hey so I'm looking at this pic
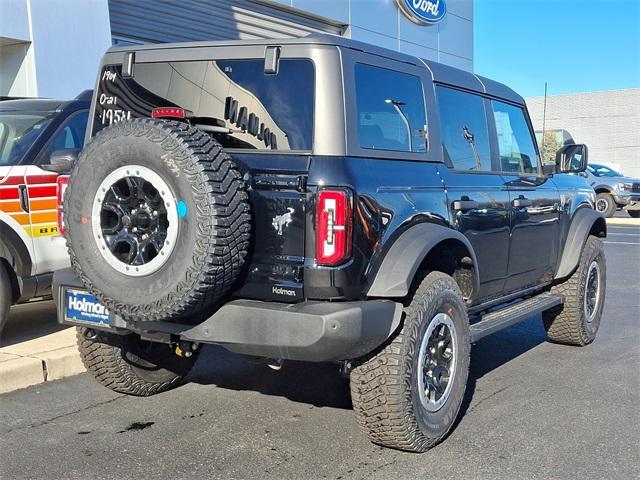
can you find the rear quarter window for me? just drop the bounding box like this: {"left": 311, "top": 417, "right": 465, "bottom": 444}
{"left": 354, "top": 63, "right": 427, "bottom": 153}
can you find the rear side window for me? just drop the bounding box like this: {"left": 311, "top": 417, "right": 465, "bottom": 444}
{"left": 93, "top": 59, "right": 314, "bottom": 151}
{"left": 436, "top": 86, "right": 491, "bottom": 171}
{"left": 355, "top": 64, "right": 426, "bottom": 153}
{"left": 492, "top": 101, "right": 539, "bottom": 174}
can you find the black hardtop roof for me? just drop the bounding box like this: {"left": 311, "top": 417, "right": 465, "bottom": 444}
{"left": 0, "top": 98, "right": 65, "bottom": 112}
{"left": 0, "top": 90, "right": 92, "bottom": 113}
{"left": 107, "top": 34, "right": 524, "bottom": 105}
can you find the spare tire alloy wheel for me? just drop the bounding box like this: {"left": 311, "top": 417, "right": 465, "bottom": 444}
{"left": 92, "top": 165, "right": 178, "bottom": 276}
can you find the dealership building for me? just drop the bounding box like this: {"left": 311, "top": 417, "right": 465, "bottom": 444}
{"left": 527, "top": 89, "right": 640, "bottom": 178}
{"left": 1, "top": 0, "right": 473, "bottom": 99}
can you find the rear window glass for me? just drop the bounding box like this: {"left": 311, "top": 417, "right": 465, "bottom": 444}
{"left": 93, "top": 59, "right": 315, "bottom": 151}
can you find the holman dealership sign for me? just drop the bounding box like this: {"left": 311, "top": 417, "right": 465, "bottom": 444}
{"left": 396, "top": 0, "right": 447, "bottom": 24}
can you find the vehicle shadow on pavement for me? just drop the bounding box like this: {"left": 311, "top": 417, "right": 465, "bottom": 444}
{"left": 0, "top": 300, "right": 67, "bottom": 348}
{"left": 187, "top": 345, "right": 353, "bottom": 409}
{"left": 186, "top": 314, "right": 548, "bottom": 415}
{"left": 455, "top": 314, "right": 548, "bottom": 427}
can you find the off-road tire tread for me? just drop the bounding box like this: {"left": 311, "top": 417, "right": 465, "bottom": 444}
{"left": 76, "top": 328, "right": 193, "bottom": 396}
{"left": 65, "top": 119, "right": 250, "bottom": 322}
{"left": 350, "top": 271, "right": 469, "bottom": 453}
{"left": 543, "top": 236, "right": 605, "bottom": 346}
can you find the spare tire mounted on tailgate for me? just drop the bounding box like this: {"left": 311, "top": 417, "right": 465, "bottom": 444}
{"left": 65, "top": 119, "right": 251, "bottom": 322}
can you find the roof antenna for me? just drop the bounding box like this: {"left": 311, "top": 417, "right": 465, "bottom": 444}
{"left": 541, "top": 81, "right": 548, "bottom": 160}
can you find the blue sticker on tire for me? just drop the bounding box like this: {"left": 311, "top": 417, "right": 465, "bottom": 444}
{"left": 65, "top": 289, "right": 110, "bottom": 325}
{"left": 177, "top": 200, "right": 188, "bottom": 218}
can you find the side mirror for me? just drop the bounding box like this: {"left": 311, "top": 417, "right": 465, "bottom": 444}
{"left": 555, "top": 144, "right": 588, "bottom": 173}
{"left": 41, "top": 149, "right": 79, "bottom": 173}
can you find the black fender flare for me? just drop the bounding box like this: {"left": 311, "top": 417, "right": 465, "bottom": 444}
{"left": 367, "top": 223, "right": 480, "bottom": 298}
{"left": 0, "top": 220, "right": 33, "bottom": 277}
{"left": 555, "top": 207, "right": 606, "bottom": 280}
{"left": 593, "top": 185, "right": 614, "bottom": 195}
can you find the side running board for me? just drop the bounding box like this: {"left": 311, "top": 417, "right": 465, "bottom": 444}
{"left": 470, "top": 292, "right": 564, "bottom": 343}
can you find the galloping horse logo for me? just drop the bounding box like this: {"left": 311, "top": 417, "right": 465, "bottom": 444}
{"left": 272, "top": 207, "right": 295, "bottom": 235}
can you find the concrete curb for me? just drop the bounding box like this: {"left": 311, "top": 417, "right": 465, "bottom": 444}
{"left": 0, "top": 353, "right": 44, "bottom": 394}
{"left": 606, "top": 217, "right": 640, "bottom": 226}
{"left": 39, "top": 346, "right": 86, "bottom": 381}
{"left": 0, "top": 328, "right": 85, "bottom": 394}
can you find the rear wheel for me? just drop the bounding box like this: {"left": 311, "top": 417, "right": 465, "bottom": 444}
{"left": 0, "top": 263, "right": 11, "bottom": 336}
{"left": 627, "top": 210, "right": 640, "bottom": 218}
{"left": 350, "top": 272, "right": 470, "bottom": 452}
{"left": 76, "top": 327, "right": 198, "bottom": 396}
{"left": 595, "top": 193, "right": 616, "bottom": 218}
{"left": 543, "top": 236, "right": 606, "bottom": 346}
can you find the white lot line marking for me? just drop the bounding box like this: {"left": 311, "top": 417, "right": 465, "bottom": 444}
{"left": 608, "top": 233, "right": 640, "bottom": 236}
{"left": 603, "top": 241, "right": 640, "bottom": 245}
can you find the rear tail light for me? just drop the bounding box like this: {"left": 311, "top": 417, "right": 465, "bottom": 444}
{"left": 316, "top": 189, "right": 352, "bottom": 266}
{"left": 56, "top": 175, "right": 69, "bottom": 236}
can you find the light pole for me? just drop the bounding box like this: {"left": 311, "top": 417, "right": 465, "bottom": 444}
{"left": 385, "top": 99, "right": 412, "bottom": 151}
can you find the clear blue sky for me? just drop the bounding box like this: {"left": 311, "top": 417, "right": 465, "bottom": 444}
{"left": 474, "top": 0, "right": 640, "bottom": 98}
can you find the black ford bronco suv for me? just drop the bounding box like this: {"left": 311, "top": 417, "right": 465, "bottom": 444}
{"left": 54, "top": 35, "right": 607, "bottom": 452}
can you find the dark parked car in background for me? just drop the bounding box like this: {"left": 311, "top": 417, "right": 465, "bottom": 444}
{"left": 0, "top": 91, "right": 91, "bottom": 335}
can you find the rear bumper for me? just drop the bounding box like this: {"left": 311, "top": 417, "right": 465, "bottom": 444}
{"left": 53, "top": 269, "right": 402, "bottom": 362}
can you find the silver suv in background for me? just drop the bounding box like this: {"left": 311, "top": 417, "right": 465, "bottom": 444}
{"left": 584, "top": 163, "right": 640, "bottom": 217}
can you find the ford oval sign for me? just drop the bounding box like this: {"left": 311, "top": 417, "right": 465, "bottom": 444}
{"left": 397, "top": 0, "right": 447, "bottom": 25}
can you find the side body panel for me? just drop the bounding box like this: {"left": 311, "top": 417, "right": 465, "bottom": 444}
{"left": 0, "top": 165, "right": 35, "bottom": 279}
{"left": 24, "top": 165, "right": 68, "bottom": 274}
{"left": 436, "top": 167, "right": 512, "bottom": 300}
{"left": 305, "top": 156, "right": 449, "bottom": 300}
{"left": 0, "top": 165, "right": 68, "bottom": 276}
{"left": 501, "top": 174, "right": 561, "bottom": 291}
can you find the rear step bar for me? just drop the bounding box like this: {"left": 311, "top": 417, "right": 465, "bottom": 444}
{"left": 470, "top": 293, "right": 564, "bottom": 343}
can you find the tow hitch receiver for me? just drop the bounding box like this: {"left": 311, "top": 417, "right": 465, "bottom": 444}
{"left": 175, "top": 341, "right": 199, "bottom": 358}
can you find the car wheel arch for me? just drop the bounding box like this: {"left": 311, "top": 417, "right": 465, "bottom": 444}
{"left": 367, "top": 222, "right": 479, "bottom": 302}
{"left": 555, "top": 207, "right": 606, "bottom": 280}
{"left": 594, "top": 186, "right": 614, "bottom": 195}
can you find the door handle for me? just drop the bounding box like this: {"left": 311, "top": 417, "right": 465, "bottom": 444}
{"left": 453, "top": 199, "right": 479, "bottom": 211}
{"left": 18, "top": 185, "right": 29, "bottom": 213}
{"left": 512, "top": 197, "right": 532, "bottom": 208}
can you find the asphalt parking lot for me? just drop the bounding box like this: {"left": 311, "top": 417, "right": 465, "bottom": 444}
{"left": 1, "top": 225, "right": 638, "bottom": 480}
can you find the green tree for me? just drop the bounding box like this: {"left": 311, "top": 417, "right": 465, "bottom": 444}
{"left": 539, "top": 130, "right": 562, "bottom": 165}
